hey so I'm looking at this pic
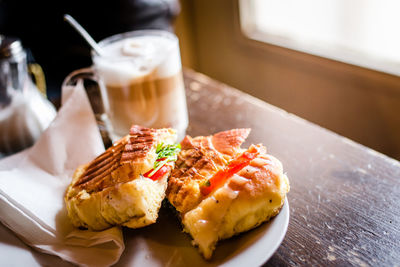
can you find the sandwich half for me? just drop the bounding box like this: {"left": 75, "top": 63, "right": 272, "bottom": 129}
{"left": 166, "top": 129, "right": 290, "bottom": 259}
{"left": 65, "top": 125, "right": 180, "bottom": 231}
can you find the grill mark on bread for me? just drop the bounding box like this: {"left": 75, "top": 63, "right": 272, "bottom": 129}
{"left": 189, "top": 157, "right": 214, "bottom": 180}
{"left": 77, "top": 156, "right": 122, "bottom": 191}
{"left": 121, "top": 126, "right": 155, "bottom": 163}
{"left": 211, "top": 128, "right": 250, "bottom": 156}
{"left": 167, "top": 129, "right": 250, "bottom": 213}
{"left": 73, "top": 125, "right": 157, "bottom": 193}
{"left": 74, "top": 141, "right": 125, "bottom": 187}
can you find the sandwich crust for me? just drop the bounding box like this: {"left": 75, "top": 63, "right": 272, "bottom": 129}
{"left": 65, "top": 125, "right": 177, "bottom": 231}
{"left": 166, "top": 129, "right": 250, "bottom": 214}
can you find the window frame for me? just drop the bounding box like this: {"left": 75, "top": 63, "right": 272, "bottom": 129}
{"left": 237, "top": 0, "right": 400, "bottom": 77}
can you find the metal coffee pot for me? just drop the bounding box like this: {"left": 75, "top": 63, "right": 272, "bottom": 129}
{"left": 0, "top": 35, "right": 56, "bottom": 155}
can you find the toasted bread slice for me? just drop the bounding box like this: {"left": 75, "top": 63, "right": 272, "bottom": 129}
{"left": 65, "top": 125, "right": 177, "bottom": 231}
{"left": 167, "top": 130, "right": 290, "bottom": 259}
{"left": 167, "top": 128, "right": 250, "bottom": 214}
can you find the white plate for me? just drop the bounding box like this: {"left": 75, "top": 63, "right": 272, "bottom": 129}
{"left": 116, "top": 198, "right": 289, "bottom": 267}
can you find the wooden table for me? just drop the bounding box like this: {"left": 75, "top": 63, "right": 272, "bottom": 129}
{"left": 183, "top": 69, "right": 400, "bottom": 266}
{"left": 0, "top": 69, "right": 399, "bottom": 266}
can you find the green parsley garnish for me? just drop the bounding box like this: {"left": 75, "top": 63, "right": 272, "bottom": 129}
{"left": 154, "top": 143, "right": 181, "bottom": 168}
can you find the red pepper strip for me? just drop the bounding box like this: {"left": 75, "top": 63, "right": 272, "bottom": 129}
{"left": 200, "top": 146, "right": 261, "bottom": 196}
{"left": 143, "top": 164, "right": 171, "bottom": 181}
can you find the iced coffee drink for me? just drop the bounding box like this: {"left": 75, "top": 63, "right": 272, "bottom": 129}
{"left": 92, "top": 30, "right": 188, "bottom": 141}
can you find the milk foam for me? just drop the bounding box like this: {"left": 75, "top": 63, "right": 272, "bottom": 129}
{"left": 93, "top": 35, "right": 182, "bottom": 86}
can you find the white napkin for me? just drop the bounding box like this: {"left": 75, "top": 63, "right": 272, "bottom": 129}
{"left": 0, "top": 81, "right": 124, "bottom": 267}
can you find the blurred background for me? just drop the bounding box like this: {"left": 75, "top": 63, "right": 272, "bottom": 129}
{"left": 0, "top": 0, "right": 180, "bottom": 101}
{"left": 174, "top": 0, "right": 400, "bottom": 161}
{"left": 1, "top": 0, "right": 399, "bottom": 161}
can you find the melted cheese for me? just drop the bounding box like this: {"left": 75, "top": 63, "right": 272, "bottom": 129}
{"left": 183, "top": 181, "right": 240, "bottom": 259}
{"left": 181, "top": 151, "right": 289, "bottom": 260}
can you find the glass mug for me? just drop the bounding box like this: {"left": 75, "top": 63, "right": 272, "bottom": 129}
{"left": 62, "top": 30, "right": 188, "bottom": 142}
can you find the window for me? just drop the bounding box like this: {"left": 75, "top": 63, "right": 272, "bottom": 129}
{"left": 239, "top": 0, "right": 400, "bottom": 76}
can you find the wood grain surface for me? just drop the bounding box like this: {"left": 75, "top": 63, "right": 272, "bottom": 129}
{"left": 183, "top": 69, "right": 400, "bottom": 266}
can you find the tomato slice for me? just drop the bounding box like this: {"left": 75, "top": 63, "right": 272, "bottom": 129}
{"left": 143, "top": 164, "right": 171, "bottom": 181}
{"left": 200, "top": 146, "right": 261, "bottom": 196}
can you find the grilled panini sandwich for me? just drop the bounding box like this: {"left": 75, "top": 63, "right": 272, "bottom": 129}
{"left": 65, "top": 125, "right": 180, "bottom": 231}
{"left": 166, "top": 129, "right": 290, "bottom": 259}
